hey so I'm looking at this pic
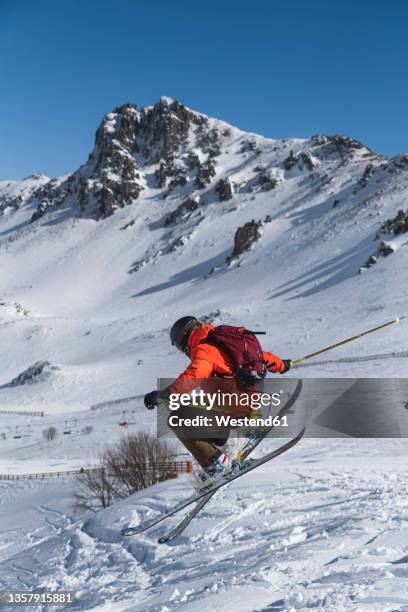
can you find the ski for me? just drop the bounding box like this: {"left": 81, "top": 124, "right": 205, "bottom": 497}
{"left": 158, "top": 380, "right": 303, "bottom": 543}
{"left": 121, "top": 425, "right": 305, "bottom": 537}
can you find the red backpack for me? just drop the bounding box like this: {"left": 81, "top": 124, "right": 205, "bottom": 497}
{"left": 201, "top": 325, "right": 267, "bottom": 388}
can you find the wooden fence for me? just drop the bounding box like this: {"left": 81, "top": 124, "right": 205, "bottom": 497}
{"left": 0, "top": 460, "right": 193, "bottom": 480}
{"left": 0, "top": 409, "right": 45, "bottom": 417}
{"left": 90, "top": 396, "right": 140, "bottom": 410}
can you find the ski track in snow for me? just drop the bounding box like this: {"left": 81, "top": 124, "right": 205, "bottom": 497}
{"left": 1, "top": 441, "right": 408, "bottom": 611}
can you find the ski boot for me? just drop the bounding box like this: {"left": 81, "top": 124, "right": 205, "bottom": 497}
{"left": 194, "top": 450, "right": 231, "bottom": 493}
{"left": 233, "top": 423, "right": 267, "bottom": 463}
{"left": 230, "top": 456, "right": 256, "bottom": 475}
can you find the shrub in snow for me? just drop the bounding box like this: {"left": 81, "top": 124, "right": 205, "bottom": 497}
{"left": 106, "top": 432, "right": 177, "bottom": 497}
{"left": 73, "top": 463, "right": 116, "bottom": 511}
{"left": 73, "top": 432, "right": 177, "bottom": 511}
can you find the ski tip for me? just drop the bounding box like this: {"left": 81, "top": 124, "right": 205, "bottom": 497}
{"left": 395, "top": 317, "right": 400, "bottom": 324}
{"left": 158, "top": 536, "right": 169, "bottom": 544}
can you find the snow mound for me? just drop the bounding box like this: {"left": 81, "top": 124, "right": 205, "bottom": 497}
{"left": 8, "top": 361, "right": 59, "bottom": 386}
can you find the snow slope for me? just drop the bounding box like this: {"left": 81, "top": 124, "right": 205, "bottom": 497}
{"left": 0, "top": 97, "right": 408, "bottom": 610}
{"left": 1, "top": 439, "right": 408, "bottom": 611}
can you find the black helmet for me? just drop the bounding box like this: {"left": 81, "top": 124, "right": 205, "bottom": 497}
{"left": 170, "top": 316, "right": 202, "bottom": 354}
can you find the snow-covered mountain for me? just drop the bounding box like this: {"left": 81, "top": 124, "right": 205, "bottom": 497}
{"left": 1, "top": 97, "right": 407, "bottom": 391}
{"left": 1, "top": 97, "right": 408, "bottom": 610}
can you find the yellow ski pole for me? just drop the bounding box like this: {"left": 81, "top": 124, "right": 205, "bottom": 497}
{"left": 291, "top": 316, "right": 404, "bottom": 367}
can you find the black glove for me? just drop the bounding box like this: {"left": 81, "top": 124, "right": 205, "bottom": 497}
{"left": 144, "top": 390, "right": 169, "bottom": 410}
{"left": 280, "top": 359, "right": 292, "bottom": 374}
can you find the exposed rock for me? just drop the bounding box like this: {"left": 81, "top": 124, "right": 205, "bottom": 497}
{"left": 139, "top": 97, "right": 203, "bottom": 161}
{"left": 165, "top": 197, "right": 200, "bottom": 226}
{"left": 227, "top": 219, "right": 263, "bottom": 263}
{"left": 383, "top": 154, "right": 408, "bottom": 173}
{"left": 311, "top": 134, "right": 364, "bottom": 154}
{"left": 31, "top": 202, "right": 48, "bottom": 222}
{"left": 31, "top": 178, "right": 70, "bottom": 221}
{"left": 357, "top": 163, "right": 375, "bottom": 189}
{"left": 155, "top": 162, "right": 168, "bottom": 188}
{"left": 98, "top": 185, "right": 118, "bottom": 218}
{"left": 155, "top": 158, "right": 187, "bottom": 189}
{"left": 299, "top": 152, "right": 317, "bottom": 171}
{"left": 120, "top": 219, "right": 137, "bottom": 230}
{"left": 0, "top": 175, "right": 50, "bottom": 218}
{"left": 257, "top": 170, "right": 278, "bottom": 191}
{"left": 29, "top": 98, "right": 207, "bottom": 221}
{"left": 168, "top": 175, "right": 188, "bottom": 191}
{"left": 0, "top": 301, "right": 31, "bottom": 317}
{"left": 215, "top": 177, "right": 233, "bottom": 201}
{"left": 360, "top": 237, "right": 396, "bottom": 273}
{"left": 194, "top": 159, "right": 216, "bottom": 189}
{"left": 9, "top": 361, "right": 59, "bottom": 386}
{"left": 380, "top": 210, "right": 408, "bottom": 236}
{"left": 283, "top": 150, "right": 317, "bottom": 172}
{"left": 128, "top": 259, "right": 147, "bottom": 274}
{"left": 377, "top": 209, "right": 408, "bottom": 237}
{"left": 200, "top": 309, "right": 222, "bottom": 323}
{"left": 283, "top": 150, "right": 297, "bottom": 170}
{"left": 366, "top": 254, "right": 379, "bottom": 266}
{"left": 0, "top": 193, "right": 23, "bottom": 216}
{"left": 197, "top": 128, "right": 221, "bottom": 157}
{"left": 378, "top": 241, "right": 394, "bottom": 256}
{"left": 169, "top": 235, "right": 188, "bottom": 252}
{"left": 240, "top": 139, "right": 258, "bottom": 153}
{"left": 185, "top": 152, "right": 201, "bottom": 170}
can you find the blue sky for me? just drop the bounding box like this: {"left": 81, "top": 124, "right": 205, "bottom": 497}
{"left": 1, "top": 0, "right": 407, "bottom": 180}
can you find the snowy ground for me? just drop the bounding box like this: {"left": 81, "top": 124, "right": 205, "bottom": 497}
{"left": 1, "top": 439, "right": 408, "bottom": 611}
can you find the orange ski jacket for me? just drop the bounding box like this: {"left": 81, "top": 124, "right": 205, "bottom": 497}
{"left": 168, "top": 324, "right": 286, "bottom": 395}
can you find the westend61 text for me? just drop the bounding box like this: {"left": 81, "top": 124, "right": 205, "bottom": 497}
{"left": 168, "top": 414, "right": 289, "bottom": 428}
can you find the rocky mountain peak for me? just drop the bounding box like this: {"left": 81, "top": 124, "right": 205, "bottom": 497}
{"left": 27, "top": 97, "right": 213, "bottom": 220}
{"left": 138, "top": 97, "right": 205, "bottom": 162}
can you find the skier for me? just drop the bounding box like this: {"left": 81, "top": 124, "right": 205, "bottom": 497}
{"left": 144, "top": 316, "right": 291, "bottom": 490}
